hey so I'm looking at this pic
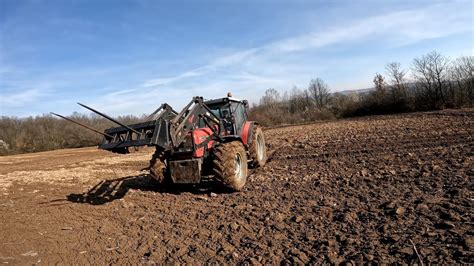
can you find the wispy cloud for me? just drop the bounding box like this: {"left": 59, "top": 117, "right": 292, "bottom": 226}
{"left": 142, "top": 70, "right": 202, "bottom": 87}
{"left": 140, "top": 1, "right": 471, "bottom": 90}
{"left": 0, "top": 88, "right": 46, "bottom": 107}
{"left": 268, "top": 3, "right": 470, "bottom": 53}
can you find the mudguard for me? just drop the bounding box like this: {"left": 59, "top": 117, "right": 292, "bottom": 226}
{"left": 241, "top": 121, "right": 258, "bottom": 146}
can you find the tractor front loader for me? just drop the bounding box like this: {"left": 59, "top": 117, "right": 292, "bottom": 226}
{"left": 52, "top": 95, "right": 267, "bottom": 191}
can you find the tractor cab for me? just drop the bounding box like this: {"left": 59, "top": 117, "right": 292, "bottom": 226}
{"left": 203, "top": 96, "right": 249, "bottom": 135}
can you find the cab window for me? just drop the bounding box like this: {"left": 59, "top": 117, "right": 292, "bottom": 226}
{"left": 231, "top": 103, "right": 246, "bottom": 134}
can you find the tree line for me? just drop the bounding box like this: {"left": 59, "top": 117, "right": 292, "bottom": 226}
{"left": 1, "top": 51, "right": 472, "bottom": 155}
{"left": 0, "top": 113, "right": 144, "bottom": 155}
{"left": 248, "top": 51, "right": 473, "bottom": 126}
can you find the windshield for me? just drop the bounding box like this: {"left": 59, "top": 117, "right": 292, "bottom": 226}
{"left": 210, "top": 109, "right": 221, "bottom": 118}
{"left": 197, "top": 104, "right": 230, "bottom": 128}
{"left": 209, "top": 103, "right": 230, "bottom": 119}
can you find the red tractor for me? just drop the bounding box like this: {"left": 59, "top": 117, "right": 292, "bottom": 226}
{"left": 52, "top": 95, "right": 267, "bottom": 191}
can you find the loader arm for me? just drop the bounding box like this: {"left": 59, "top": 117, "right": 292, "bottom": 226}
{"left": 169, "top": 97, "right": 223, "bottom": 148}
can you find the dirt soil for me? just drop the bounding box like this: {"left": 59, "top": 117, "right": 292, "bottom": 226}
{"left": 1, "top": 109, "right": 473, "bottom": 264}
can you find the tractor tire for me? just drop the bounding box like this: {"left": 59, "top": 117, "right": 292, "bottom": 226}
{"left": 212, "top": 141, "right": 248, "bottom": 191}
{"left": 249, "top": 126, "right": 267, "bottom": 168}
{"left": 149, "top": 149, "right": 168, "bottom": 184}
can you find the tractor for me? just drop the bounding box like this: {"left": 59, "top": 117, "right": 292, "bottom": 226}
{"left": 52, "top": 94, "right": 267, "bottom": 191}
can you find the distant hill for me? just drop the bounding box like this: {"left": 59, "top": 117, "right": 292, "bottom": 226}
{"left": 336, "top": 82, "right": 423, "bottom": 96}
{"left": 335, "top": 88, "right": 372, "bottom": 96}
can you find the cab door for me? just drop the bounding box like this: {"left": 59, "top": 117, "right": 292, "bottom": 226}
{"left": 231, "top": 103, "right": 247, "bottom": 135}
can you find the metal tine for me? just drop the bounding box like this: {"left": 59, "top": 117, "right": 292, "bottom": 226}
{"left": 77, "top": 102, "right": 142, "bottom": 135}
{"left": 50, "top": 112, "right": 114, "bottom": 139}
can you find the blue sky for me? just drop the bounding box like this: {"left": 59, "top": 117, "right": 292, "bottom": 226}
{"left": 0, "top": 0, "right": 472, "bottom": 117}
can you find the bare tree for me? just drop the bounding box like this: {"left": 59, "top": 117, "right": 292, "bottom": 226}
{"left": 450, "top": 56, "right": 474, "bottom": 106}
{"left": 302, "top": 89, "right": 313, "bottom": 108}
{"left": 385, "top": 62, "right": 407, "bottom": 101}
{"left": 373, "top": 73, "right": 387, "bottom": 101}
{"left": 412, "top": 51, "right": 450, "bottom": 107}
{"left": 329, "top": 92, "right": 354, "bottom": 116}
{"left": 288, "top": 86, "right": 305, "bottom": 113}
{"left": 308, "top": 78, "right": 330, "bottom": 109}
{"left": 260, "top": 88, "right": 280, "bottom": 108}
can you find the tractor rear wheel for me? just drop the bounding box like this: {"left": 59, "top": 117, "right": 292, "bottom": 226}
{"left": 212, "top": 141, "right": 248, "bottom": 191}
{"left": 149, "top": 149, "right": 168, "bottom": 184}
{"left": 249, "top": 126, "right": 267, "bottom": 168}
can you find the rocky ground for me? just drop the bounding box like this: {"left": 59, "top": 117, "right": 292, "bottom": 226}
{"left": 0, "top": 109, "right": 473, "bottom": 264}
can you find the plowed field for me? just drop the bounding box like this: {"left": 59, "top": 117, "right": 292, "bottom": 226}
{"left": 1, "top": 110, "right": 473, "bottom": 264}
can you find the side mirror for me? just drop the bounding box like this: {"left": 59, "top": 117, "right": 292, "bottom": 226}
{"left": 243, "top": 100, "right": 249, "bottom": 108}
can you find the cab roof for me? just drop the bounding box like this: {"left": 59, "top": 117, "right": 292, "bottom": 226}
{"left": 204, "top": 97, "right": 244, "bottom": 106}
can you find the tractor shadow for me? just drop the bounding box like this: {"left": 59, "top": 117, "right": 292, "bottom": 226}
{"left": 66, "top": 174, "right": 230, "bottom": 205}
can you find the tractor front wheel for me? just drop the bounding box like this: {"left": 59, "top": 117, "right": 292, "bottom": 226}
{"left": 149, "top": 149, "right": 168, "bottom": 184}
{"left": 212, "top": 141, "right": 248, "bottom": 191}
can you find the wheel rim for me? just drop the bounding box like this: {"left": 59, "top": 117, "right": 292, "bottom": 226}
{"left": 257, "top": 134, "right": 265, "bottom": 161}
{"left": 234, "top": 153, "right": 243, "bottom": 179}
